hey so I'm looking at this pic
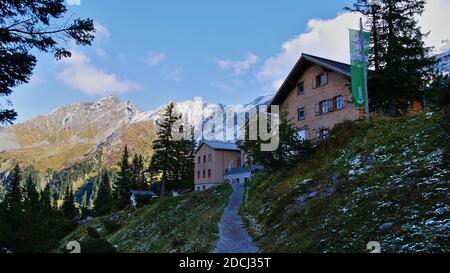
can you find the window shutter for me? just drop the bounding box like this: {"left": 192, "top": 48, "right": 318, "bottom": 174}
{"left": 324, "top": 72, "right": 329, "bottom": 85}
{"left": 315, "top": 104, "right": 320, "bottom": 115}
{"left": 312, "top": 78, "right": 317, "bottom": 89}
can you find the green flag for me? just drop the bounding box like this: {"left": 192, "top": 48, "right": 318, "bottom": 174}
{"left": 349, "top": 29, "right": 370, "bottom": 108}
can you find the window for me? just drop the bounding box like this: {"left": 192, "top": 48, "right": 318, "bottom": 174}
{"left": 297, "top": 82, "right": 305, "bottom": 95}
{"left": 297, "top": 107, "right": 305, "bottom": 121}
{"left": 197, "top": 171, "right": 200, "bottom": 179}
{"left": 334, "top": 95, "right": 344, "bottom": 110}
{"left": 198, "top": 157, "right": 201, "bottom": 164}
{"left": 316, "top": 129, "right": 330, "bottom": 140}
{"left": 203, "top": 185, "right": 206, "bottom": 190}
{"left": 298, "top": 128, "right": 308, "bottom": 141}
{"left": 208, "top": 169, "right": 211, "bottom": 178}
{"left": 208, "top": 154, "right": 212, "bottom": 162}
{"left": 318, "top": 73, "right": 327, "bottom": 87}
{"left": 237, "top": 157, "right": 241, "bottom": 167}
{"left": 320, "top": 100, "right": 329, "bottom": 114}
{"left": 314, "top": 73, "right": 328, "bottom": 88}
{"left": 203, "top": 155, "right": 206, "bottom": 163}
{"left": 203, "top": 170, "right": 206, "bottom": 178}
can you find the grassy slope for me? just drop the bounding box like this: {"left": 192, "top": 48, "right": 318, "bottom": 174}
{"left": 60, "top": 185, "right": 232, "bottom": 253}
{"left": 241, "top": 110, "right": 449, "bottom": 253}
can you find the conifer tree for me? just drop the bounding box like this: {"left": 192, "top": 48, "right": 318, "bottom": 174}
{"left": 4, "top": 164, "right": 23, "bottom": 212}
{"left": 347, "top": 0, "right": 436, "bottom": 113}
{"left": 24, "top": 175, "right": 40, "bottom": 213}
{"left": 94, "top": 171, "right": 112, "bottom": 215}
{"left": 114, "top": 145, "right": 132, "bottom": 201}
{"left": 61, "top": 184, "right": 78, "bottom": 220}
{"left": 151, "top": 103, "right": 180, "bottom": 197}
{"left": 0, "top": 1, "right": 95, "bottom": 125}
{"left": 138, "top": 155, "right": 147, "bottom": 189}
{"left": 131, "top": 153, "right": 146, "bottom": 190}
{"left": 40, "top": 183, "right": 53, "bottom": 213}
{"left": 147, "top": 157, "right": 160, "bottom": 189}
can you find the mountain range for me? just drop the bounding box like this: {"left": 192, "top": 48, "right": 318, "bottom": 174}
{"left": 435, "top": 49, "right": 450, "bottom": 74}
{"left": 0, "top": 94, "right": 273, "bottom": 187}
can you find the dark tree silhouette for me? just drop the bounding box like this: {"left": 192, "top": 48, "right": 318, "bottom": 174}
{"left": 114, "top": 145, "right": 132, "bottom": 201}
{"left": 61, "top": 183, "right": 78, "bottom": 220}
{"left": 151, "top": 103, "right": 180, "bottom": 198}
{"left": 0, "top": 0, "right": 95, "bottom": 125}
{"left": 94, "top": 170, "right": 111, "bottom": 215}
{"left": 347, "top": 0, "right": 435, "bottom": 114}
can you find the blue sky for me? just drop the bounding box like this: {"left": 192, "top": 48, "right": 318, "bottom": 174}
{"left": 10, "top": 0, "right": 448, "bottom": 122}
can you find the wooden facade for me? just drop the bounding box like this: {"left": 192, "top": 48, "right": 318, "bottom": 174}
{"left": 270, "top": 54, "right": 360, "bottom": 140}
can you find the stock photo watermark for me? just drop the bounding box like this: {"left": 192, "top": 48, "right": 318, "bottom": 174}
{"left": 169, "top": 97, "right": 280, "bottom": 152}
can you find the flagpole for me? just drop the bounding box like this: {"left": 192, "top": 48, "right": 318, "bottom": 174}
{"left": 359, "top": 18, "right": 370, "bottom": 121}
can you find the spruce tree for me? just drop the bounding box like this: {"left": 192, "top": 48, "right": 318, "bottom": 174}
{"left": 115, "top": 145, "right": 132, "bottom": 201}
{"left": 131, "top": 153, "right": 145, "bottom": 190}
{"left": 24, "top": 175, "right": 40, "bottom": 213}
{"left": 138, "top": 155, "right": 147, "bottom": 190}
{"left": 40, "top": 183, "right": 53, "bottom": 213}
{"left": 5, "top": 164, "right": 23, "bottom": 211}
{"left": 61, "top": 184, "right": 78, "bottom": 220}
{"left": 151, "top": 103, "right": 180, "bottom": 197}
{"left": 347, "top": 0, "right": 436, "bottom": 113}
{"left": 94, "top": 171, "right": 112, "bottom": 215}
{"left": 147, "top": 157, "right": 160, "bottom": 189}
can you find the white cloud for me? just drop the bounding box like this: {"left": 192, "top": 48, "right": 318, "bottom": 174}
{"left": 215, "top": 53, "right": 259, "bottom": 76}
{"left": 257, "top": 12, "right": 360, "bottom": 84}
{"left": 92, "top": 23, "right": 109, "bottom": 59}
{"left": 272, "top": 79, "right": 285, "bottom": 90}
{"left": 420, "top": 0, "right": 450, "bottom": 52}
{"left": 257, "top": 0, "right": 450, "bottom": 89}
{"left": 162, "top": 66, "right": 184, "bottom": 81}
{"left": 94, "top": 22, "right": 110, "bottom": 40}
{"left": 144, "top": 51, "right": 166, "bottom": 66}
{"left": 57, "top": 51, "right": 142, "bottom": 95}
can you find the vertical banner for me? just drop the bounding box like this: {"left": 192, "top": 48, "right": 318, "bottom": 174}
{"left": 349, "top": 29, "right": 370, "bottom": 108}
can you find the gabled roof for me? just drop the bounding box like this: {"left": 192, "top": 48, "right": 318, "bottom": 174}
{"left": 195, "top": 141, "right": 240, "bottom": 154}
{"left": 270, "top": 53, "right": 351, "bottom": 106}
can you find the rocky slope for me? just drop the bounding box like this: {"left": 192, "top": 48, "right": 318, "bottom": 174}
{"left": 0, "top": 96, "right": 156, "bottom": 181}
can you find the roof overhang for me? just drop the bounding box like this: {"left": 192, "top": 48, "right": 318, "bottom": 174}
{"left": 195, "top": 141, "right": 240, "bottom": 154}
{"left": 269, "top": 53, "right": 351, "bottom": 109}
